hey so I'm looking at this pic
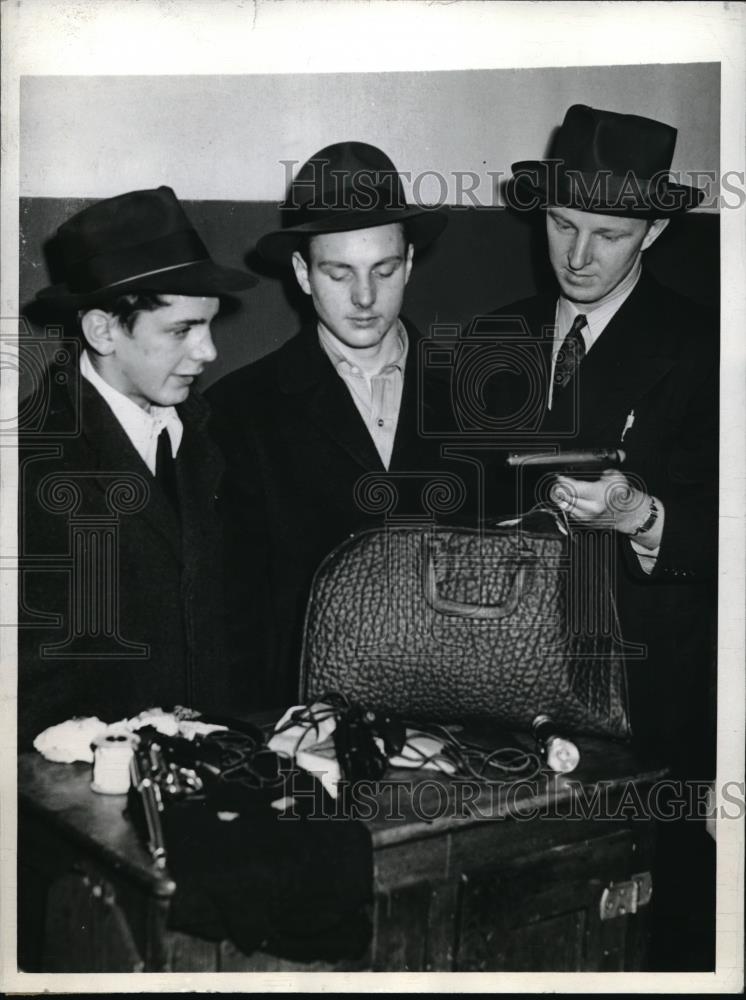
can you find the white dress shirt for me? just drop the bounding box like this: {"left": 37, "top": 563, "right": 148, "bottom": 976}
{"left": 80, "top": 350, "right": 183, "bottom": 474}
{"left": 318, "top": 322, "right": 407, "bottom": 470}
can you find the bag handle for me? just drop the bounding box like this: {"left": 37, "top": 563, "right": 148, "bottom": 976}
{"left": 423, "top": 538, "right": 534, "bottom": 620}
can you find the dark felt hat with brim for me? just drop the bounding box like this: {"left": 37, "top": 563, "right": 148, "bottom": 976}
{"left": 505, "top": 104, "right": 704, "bottom": 217}
{"left": 257, "top": 141, "right": 448, "bottom": 264}
{"left": 35, "top": 186, "right": 258, "bottom": 308}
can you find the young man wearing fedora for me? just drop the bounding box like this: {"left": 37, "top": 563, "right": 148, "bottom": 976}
{"left": 484, "top": 105, "right": 718, "bottom": 968}
{"left": 208, "top": 141, "right": 479, "bottom": 710}
{"left": 18, "top": 186, "right": 257, "bottom": 746}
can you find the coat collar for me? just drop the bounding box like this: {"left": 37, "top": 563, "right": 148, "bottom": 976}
{"left": 276, "top": 323, "right": 335, "bottom": 396}
{"left": 275, "top": 319, "right": 426, "bottom": 473}
{"left": 76, "top": 376, "right": 182, "bottom": 554}
{"left": 541, "top": 272, "right": 677, "bottom": 441}
{"left": 58, "top": 375, "right": 219, "bottom": 558}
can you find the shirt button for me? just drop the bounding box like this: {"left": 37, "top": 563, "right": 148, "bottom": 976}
{"left": 377, "top": 418, "right": 384, "bottom": 427}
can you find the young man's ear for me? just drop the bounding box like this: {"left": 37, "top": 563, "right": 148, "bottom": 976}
{"left": 80, "top": 309, "right": 117, "bottom": 355}
{"left": 404, "top": 243, "right": 414, "bottom": 285}
{"left": 641, "top": 218, "right": 670, "bottom": 253}
{"left": 291, "top": 250, "right": 311, "bottom": 296}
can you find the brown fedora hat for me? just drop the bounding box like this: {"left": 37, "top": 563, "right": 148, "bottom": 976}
{"left": 505, "top": 104, "right": 704, "bottom": 217}
{"left": 35, "top": 186, "right": 258, "bottom": 308}
{"left": 257, "top": 141, "right": 448, "bottom": 264}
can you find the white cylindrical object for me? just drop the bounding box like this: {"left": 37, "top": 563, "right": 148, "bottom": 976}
{"left": 91, "top": 732, "right": 136, "bottom": 794}
{"left": 545, "top": 736, "right": 580, "bottom": 774}
{"left": 532, "top": 713, "right": 580, "bottom": 774}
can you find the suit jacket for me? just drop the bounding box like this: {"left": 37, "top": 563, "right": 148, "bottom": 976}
{"left": 18, "top": 373, "right": 229, "bottom": 747}
{"left": 484, "top": 273, "right": 719, "bottom": 775}
{"left": 207, "top": 320, "right": 484, "bottom": 710}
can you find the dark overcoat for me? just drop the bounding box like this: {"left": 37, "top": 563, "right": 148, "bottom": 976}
{"left": 206, "top": 320, "right": 487, "bottom": 710}
{"left": 482, "top": 272, "right": 719, "bottom": 775}
{"left": 18, "top": 373, "right": 229, "bottom": 747}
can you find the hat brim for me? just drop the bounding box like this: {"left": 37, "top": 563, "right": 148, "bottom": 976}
{"left": 505, "top": 160, "right": 704, "bottom": 217}
{"left": 34, "top": 259, "right": 258, "bottom": 309}
{"left": 256, "top": 206, "right": 448, "bottom": 264}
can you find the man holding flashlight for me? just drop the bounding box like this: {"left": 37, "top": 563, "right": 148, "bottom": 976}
{"left": 492, "top": 105, "right": 718, "bottom": 769}
{"left": 487, "top": 105, "right": 718, "bottom": 969}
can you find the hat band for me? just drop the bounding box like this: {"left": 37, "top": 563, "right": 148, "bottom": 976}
{"left": 105, "top": 259, "right": 207, "bottom": 288}
{"left": 66, "top": 228, "right": 210, "bottom": 293}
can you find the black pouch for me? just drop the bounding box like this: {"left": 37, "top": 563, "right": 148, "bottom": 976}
{"left": 126, "top": 719, "right": 373, "bottom": 962}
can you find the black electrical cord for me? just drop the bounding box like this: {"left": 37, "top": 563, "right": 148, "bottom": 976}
{"left": 271, "top": 693, "right": 543, "bottom": 784}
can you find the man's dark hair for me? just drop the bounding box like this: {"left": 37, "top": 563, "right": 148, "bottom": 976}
{"left": 80, "top": 292, "right": 169, "bottom": 333}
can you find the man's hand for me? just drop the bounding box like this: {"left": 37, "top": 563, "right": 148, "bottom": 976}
{"left": 551, "top": 470, "right": 650, "bottom": 536}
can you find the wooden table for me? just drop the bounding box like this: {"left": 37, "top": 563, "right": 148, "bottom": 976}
{"left": 18, "top": 723, "right": 667, "bottom": 973}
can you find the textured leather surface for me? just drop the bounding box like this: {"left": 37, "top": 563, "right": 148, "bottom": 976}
{"left": 300, "top": 526, "right": 630, "bottom": 739}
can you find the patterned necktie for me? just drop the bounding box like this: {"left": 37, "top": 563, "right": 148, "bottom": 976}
{"left": 553, "top": 313, "right": 587, "bottom": 396}
{"left": 155, "top": 427, "right": 179, "bottom": 514}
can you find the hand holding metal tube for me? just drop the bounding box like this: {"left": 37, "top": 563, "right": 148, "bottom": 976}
{"left": 506, "top": 447, "right": 626, "bottom": 471}
{"left": 506, "top": 448, "right": 660, "bottom": 541}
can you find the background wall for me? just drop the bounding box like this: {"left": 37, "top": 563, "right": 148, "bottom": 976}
{"left": 20, "top": 65, "right": 720, "bottom": 202}
{"left": 20, "top": 64, "right": 720, "bottom": 388}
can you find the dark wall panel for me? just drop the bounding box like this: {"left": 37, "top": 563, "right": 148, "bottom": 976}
{"left": 20, "top": 198, "right": 719, "bottom": 392}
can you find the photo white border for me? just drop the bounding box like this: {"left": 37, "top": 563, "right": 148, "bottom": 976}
{"left": 2, "top": 1, "right": 744, "bottom": 994}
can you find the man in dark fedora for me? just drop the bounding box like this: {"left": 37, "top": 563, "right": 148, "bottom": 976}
{"left": 483, "top": 105, "right": 718, "bottom": 968}
{"left": 18, "top": 186, "right": 257, "bottom": 745}
{"left": 208, "top": 141, "right": 475, "bottom": 709}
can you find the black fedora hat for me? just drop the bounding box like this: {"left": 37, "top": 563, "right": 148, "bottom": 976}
{"left": 505, "top": 104, "right": 704, "bottom": 217}
{"left": 257, "top": 141, "right": 448, "bottom": 264}
{"left": 35, "top": 186, "right": 258, "bottom": 308}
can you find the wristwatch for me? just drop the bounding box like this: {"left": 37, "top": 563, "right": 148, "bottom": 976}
{"left": 629, "top": 496, "right": 659, "bottom": 536}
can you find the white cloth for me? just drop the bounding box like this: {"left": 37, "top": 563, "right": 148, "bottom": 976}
{"left": 318, "top": 321, "right": 407, "bottom": 470}
{"left": 32, "top": 710, "right": 227, "bottom": 764}
{"left": 268, "top": 704, "right": 456, "bottom": 800}
{"left": 33, "top": 716, "right": 108, "bottom": 763}
{"left": 268, "top": 703, "right": 342, "bottom": 799}
{"left": 80, "top": 350, "right": 183, "bottom": 474}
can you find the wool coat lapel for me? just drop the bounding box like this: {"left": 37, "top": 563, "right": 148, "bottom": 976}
{"left": 75, "top": 377, "right": 182, "bottom": 558}
{"left": 480, "top": 292, "right": 556, "bottom": 434}
{"left": 277, "top": 325, "right": 386, "bottom": 473}
{"left": 388, "top": 320, "right": 435, "bottom": 469}
{"left": 176, "top": 391, "right": 224, "bottom": 569}
{"left": 543, "top": 274, "right": 677, "bottom": 443}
